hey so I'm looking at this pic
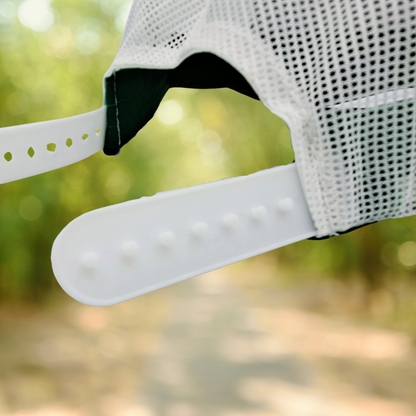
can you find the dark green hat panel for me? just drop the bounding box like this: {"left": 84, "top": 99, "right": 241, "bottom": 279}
{"left": 104, "top": 53, "right": 259, "bottom": 156}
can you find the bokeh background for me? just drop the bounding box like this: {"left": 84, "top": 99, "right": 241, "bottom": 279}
{"left": 0, "top": 0, "right": 416, "bottom": 415}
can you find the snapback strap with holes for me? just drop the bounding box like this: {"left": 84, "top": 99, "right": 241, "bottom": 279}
{"left": 51, "top": 163, "right": 317, "bottom": 306}
{"left": 0, "top": 105, "right": 317, "bottom": 306}
{"left": 0, "top": 107, "right": 106, "bottom": 184}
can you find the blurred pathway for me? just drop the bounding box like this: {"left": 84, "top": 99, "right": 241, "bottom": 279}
{"left": 139, "top": 271, "right": 312, "bottom": 416}
{"left": 136, "top": 269, "right": 415, "bottom": 416}
{"left": 0, "top": 265, "right": 415, "bottom": 416}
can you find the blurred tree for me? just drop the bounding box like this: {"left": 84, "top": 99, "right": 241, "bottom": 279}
{"left": 0, "top": 0, "right": 414, "bottom": 311}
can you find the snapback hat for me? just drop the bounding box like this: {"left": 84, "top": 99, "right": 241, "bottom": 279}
{"left": 0, "top": 0, "right": 415, "bottom": 305}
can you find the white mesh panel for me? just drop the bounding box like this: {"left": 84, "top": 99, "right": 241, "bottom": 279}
{"left": 105, "top": 0, "right": 416, "bottom": 237}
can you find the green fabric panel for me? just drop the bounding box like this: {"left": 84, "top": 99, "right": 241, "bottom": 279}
{"left": 104, "top": 69, "right": 169, "bottom": 155}
{"left": 104, "top": 53, "right": 259, "bottom": 156}
{"left": 168, "top": 53, "right": 259, "bottom": 98}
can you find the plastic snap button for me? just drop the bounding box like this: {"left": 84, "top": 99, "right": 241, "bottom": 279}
{"left": 81, "top": 252, "right": 99, "bottom": 270}
{"left": 222, "top": 214, "right": 240, "bottom": 229}
{"left": 158, "top": 231, "right": 176, "bottom": 247}
{"left": 278, "top": 198, "right": 294, "bottom": 213}
{"left": 192, "top": 222, "right": 208, "bottom": 237}
{"left": 250, "top": 205, "right": 268, "bottom": 220}
{"left": 121, "top": 241, "right": 139, "bottom": 259}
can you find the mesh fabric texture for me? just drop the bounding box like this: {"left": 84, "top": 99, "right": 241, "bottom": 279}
{"left": 105, "top": 0, "right": 416, "bottom": 238}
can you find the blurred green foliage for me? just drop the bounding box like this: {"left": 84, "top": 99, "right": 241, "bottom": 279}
{"left": 0, "top": 0, "right": 415, "bottom": 315}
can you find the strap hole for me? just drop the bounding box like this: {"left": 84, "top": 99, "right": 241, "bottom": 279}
{"left": 82, "top": 133, "right": 89, "bottom": 140}
{"left": 28, "top": 147, "right": 35, "bottom": 158}
{"left": 66, "top": 138, "right": 73, "bottom": 147}
{"left": 47, "top": 143, "right": 56, "bottom": 152}
{"left": 4, "top": 152, "right": 12, "bottom": 162}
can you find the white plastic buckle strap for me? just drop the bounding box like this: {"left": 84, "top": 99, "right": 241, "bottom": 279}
{"left": 0, "top": 107, "right": 106, "bottom": 184}
{"left": 52, "top": 163, "right": 317, "bottom": 306}
{"left": 0, "top": 105, "right": 317, "bottom": 306}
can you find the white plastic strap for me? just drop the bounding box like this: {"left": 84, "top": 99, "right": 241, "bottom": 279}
{"left": 0, "top": 107, "right": 106, "bottom": 184}
{"left": 52, "top": 163, "right": 317, "bottom": 306}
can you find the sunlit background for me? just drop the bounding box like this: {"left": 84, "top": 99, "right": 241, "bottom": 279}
{"left": 0, "top": 0, "right": 416, "bottom": 415}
